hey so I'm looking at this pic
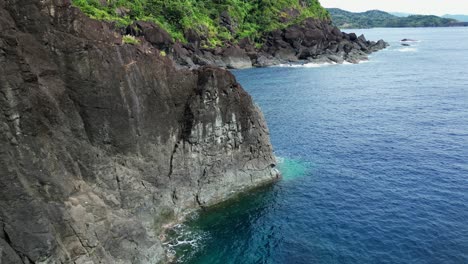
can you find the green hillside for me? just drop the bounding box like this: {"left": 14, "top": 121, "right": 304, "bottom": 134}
{"left": 328, "top": 8, "right": 464, "bottom": 28}
{"left": 442, "top": 14, "right": 468, "bottom": 22}
{"left": 72, "top": 0, "right": 329, "bottom": 47}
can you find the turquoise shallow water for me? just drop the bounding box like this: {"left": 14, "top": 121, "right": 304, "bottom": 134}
{"left": 167, "top": 27, "right": 468, "bottom": 264}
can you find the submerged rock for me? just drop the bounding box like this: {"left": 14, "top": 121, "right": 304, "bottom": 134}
{"left": 401, "top": 38, "right": 418, "bottom": 42}
{"left": 0, "top": 0, "right": 277, "bottom": 263}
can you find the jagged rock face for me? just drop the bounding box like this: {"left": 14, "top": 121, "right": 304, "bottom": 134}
{"left": 135, "top": 17, "right": 388, "bottom": 69}
{"left": 0, "top": 0, "right": 277, "bottom": 263}
{"left": 260, "top": 18, "right": 389, "bottom": 65}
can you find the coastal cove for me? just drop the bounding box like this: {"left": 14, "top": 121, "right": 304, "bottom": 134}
{"left": 167, "top": 27, "right": 468, "bottom": 264}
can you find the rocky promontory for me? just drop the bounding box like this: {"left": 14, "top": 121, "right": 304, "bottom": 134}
{"left": 0, "top": 0, "right": 277, "bottom": 263}
{"left": 132, "top": 17, "right": 388, "bottom": 69}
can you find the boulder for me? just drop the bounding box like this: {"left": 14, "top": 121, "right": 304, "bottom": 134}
{"left": 358, "top": 34, "right": 367, "bottom": 42}
{"left": 136, "top": 21, "right": 173, "bottom": 50}
{"left": 348, "top": 33, "right": 358, "bottom": 41}
{"left": 274, "top": 48, "right": 298, "bottom": 62}
{"left": 254, "top": 54, "right": 281, "bottom": 67}
{"left": 222, "top": 46, "right": 252, "bottom": 68}
{"left": 369, "top": 39, "right": 389, "bottom": 52}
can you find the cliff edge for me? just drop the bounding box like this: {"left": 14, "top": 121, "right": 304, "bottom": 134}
{"left": 0, "top": 0, "right": 278, "bottom": 263}
{"left": 72, "top": 0, "right": 388, "bottom": 69}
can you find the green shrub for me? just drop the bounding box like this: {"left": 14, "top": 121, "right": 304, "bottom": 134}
{"left": 122, "top": 34, "right": 140, "bottom": 44}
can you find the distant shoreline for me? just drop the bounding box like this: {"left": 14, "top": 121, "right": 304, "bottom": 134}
{"left": 338, "top": 24, "right": 468, "bottom": 30}
{"left": 328, "top": 8, "right": 468, "bottom": 29}
{"left": 339, "top": 25, "right": 468, "bottom": 30}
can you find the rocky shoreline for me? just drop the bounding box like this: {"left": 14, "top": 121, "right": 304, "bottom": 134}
{"left": 127, "top": 18, "right": 388, "bottom": 70}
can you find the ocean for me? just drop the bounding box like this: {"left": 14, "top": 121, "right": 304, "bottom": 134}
{"left": 167, "top": 27, "right": 468, "bottom": 264}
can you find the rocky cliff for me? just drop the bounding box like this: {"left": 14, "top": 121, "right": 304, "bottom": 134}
{"left": 0, "top": 0, "right": 278, "bottom": 263}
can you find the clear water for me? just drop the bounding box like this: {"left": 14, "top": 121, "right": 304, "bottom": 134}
{"left": 168, "top": 28, "right": 468, "bottom": 264}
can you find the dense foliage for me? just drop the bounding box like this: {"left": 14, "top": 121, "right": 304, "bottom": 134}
{"left": 72, "top": 0, "right": 329, "bottom": 47}
{"left": 328, "top": 8, "right": 463, "bottom": 29}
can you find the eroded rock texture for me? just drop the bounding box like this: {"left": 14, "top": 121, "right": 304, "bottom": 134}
{"left": 131, "top": 17, "right": 388, "bottom": 69}
{"left": 258, "top": 19, "right": 389, "bottom": 66}
{"left": 0, "top": 0, "right": 277, "bottom": 263}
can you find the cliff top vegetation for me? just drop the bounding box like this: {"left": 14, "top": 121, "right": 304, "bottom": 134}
{"left": 72, "top": 0, "right": 330, "bottom": 47}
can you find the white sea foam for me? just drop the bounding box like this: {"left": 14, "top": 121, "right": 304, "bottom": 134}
{"left": 163, "top": 221, "right": 209, "bottom": 262}
{"left": 276, "top": 60, "right": 369, "bottom": 68}
{"left": 276, "top": 62, "right": 336, "bottom": 68}
{"left": 343, "top": 60, "right": 370, "bottom": 65}
{"left": 276, "top": 156, "right": 285, "bottom": 164}
{"left": 398, "top": 47, "right": 418, "bottom": 52}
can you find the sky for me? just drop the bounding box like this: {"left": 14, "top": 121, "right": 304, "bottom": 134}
{"left": 319, "top": 0, "right": 468, "bottom": 16}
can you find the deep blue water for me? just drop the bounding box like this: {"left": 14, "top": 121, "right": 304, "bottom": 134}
{"left": 168, "top": 28, "right": 468, "bottom": 264}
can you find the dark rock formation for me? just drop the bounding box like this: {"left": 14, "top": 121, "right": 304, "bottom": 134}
{"left": 258, "top": 19, "right": 388, "bottom": 66}
{"left": 126, "top": 17, "right": 388, "bottom": 69}
{"left": 133, "top": 21, "right": 173, "bottom": 51}
{"left": 0, "top": 0, "right": 278, "bottom": 263}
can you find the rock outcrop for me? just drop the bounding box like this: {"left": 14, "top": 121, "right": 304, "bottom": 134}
{"left": 131, "top": 17, "right": 388, "bottom": 69}
{"left": 257, "top": 19, "right": 388, "bottom": 65}
{"left": 0, "top": 0, "right": 278, "bottom": 263}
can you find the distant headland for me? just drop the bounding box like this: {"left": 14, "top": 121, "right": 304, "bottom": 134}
{"left": 328, "top": 8, "right": 468, "bottom": 28}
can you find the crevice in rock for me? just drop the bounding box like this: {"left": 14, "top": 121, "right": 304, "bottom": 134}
{"left": 180, "top": 101, "right": 195, "bottom": 142}
{"left": 115, "top": 174, "right": 123, "bottom": 205}
{"left": 194, "top": 168, "right": 206, "bottom": 209}
{"left": 67, "top": 222, "right": 91, "bottom": 256}
{"left": 167, "top": 142, "right": 179, "bottom": 178}
{"left": 195, "top": 194, "right": 204, "bottom": 209}
{"left": 3, "top": 226, "right": 12, "bottom": 246}
{"left": 171, "top": 189, "right": 178, "bottom": 205}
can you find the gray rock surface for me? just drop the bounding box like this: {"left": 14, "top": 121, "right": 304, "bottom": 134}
{"left": 0, "top": 0, "right": 278, "bottom": 263}
{"left": 221, "top": 46, "right": 253, "bottom": 69}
